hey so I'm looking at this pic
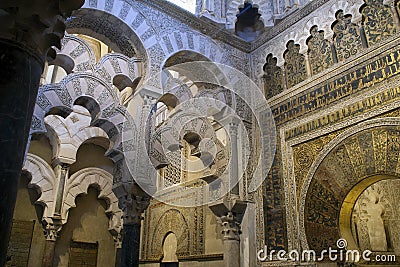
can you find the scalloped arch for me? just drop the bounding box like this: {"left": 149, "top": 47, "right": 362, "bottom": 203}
{"left": 22, "top": 153, "right": 57, "bottom": 219}
{"left": 62, "top": 167, "right": 123, "bottom": 234}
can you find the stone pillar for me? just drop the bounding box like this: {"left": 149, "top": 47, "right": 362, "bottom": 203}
{"left": 228, "top": 119, "right": 240, "bottom": 197}
{"left": 0, "top": 1, "right": 84, "bottom": 264}
{"left": 210, "top": 198, "right": 247, "bottom": 267}
{"left": 117, "top": 186, "right": 150, "bottom": 267}
{"left": 52, "top": 163, "right": 70, "bottom": 217}
{"left": 221, "top": 212, "right": 241, "bottom": 267}
{"left": 42, "top": 218, "right": 62, "bottom": 267}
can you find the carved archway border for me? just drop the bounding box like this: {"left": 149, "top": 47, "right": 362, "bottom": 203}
{"left": 299, "top": 117, "right": 400, "bottom": 250}
{"left": 150, "top": 209, "right": 190, "bottom": 260}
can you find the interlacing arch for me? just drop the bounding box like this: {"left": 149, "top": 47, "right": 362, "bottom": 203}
{"left": 22, "top": 155, "right": 123, "bottom": 236}
{"left": 33, "top": 33, "right": 142, "bottom": 161}
{"left": 33, "top": 73, "right": 136, "bottom": 160}
{"left": 44, "top": 112, "right": 109, "bottom": 164}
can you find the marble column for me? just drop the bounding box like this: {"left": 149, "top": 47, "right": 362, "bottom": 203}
{"left": 0, "top": 1, "right": 84, "bottom": 264}
{"left": 121, "top": 223, "right": 142, "bottom": 267}
{"left": 53, "top": 163, "right": 70, "bottom": 217}
{"left": 117, "top": 185, "right": 150, "bottom": 267}
{"left": 228, "top": 119, "right": 240, "bottom": 197}
{"left": 210, "top": 198, "right": 247, "bottom": 267}
{"left": 41, "top": 218, "right": 62, "bottom": 267}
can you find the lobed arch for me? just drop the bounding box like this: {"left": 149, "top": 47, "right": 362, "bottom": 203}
{"left": 62, "top": 167, "right": 123, "bottom": 234}
{"left": 94, "top": 53, "right": 143, "bottom": 91}
{"left": 44, "top": 112, "right": 109, "bottom": 165}
{"left": 32, "top": 72, "right": 138, "bottom": 161}
{"left": 149, "top": 126, "right": 175, "bottom": 169}
{"left": 22, "top": 153, "right": 57, "bottom": 220}
{"left": 170, "top": 113, "right": 217, "bottom": 143}
{"left": 53, "top": 33, "right": 97, "bottom": 73}
{"left": 299, "top": 117, "right": 400, "bottom": 251}
{"left": 161, "top": 81, "right": 193, "bottom": 108}
{"left": 226, "top": 0, "right": 273, "bottom": 30}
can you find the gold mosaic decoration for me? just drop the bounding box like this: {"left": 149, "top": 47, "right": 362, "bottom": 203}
{"left": 304, "top": 125, "right": 400, "bottom": 251}
{"left": 293, "top": 131, "right": 342, "bottom": 198}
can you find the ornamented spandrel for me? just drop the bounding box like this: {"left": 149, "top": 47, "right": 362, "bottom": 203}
{"left": 263, "top": 54, "right": 284, "bottom": 98}
{"left": 307, "top": 26, "right": 334, "bottom": 76}
{"left": 284, "top": 41, "right": 307, "bottom": 88}
{"left": 332, "top": 11, "right": 363, "bottom": 62}
{"left": 292, "top": 131, "right": 341, "bottom": 198}
{"left": 362, "top": 0, "right": 397, "bottom": 47}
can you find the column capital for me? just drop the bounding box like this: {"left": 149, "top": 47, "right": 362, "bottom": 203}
{"left": 209, "top": 198, "right": 248, "bottom": 241}
{"left": 120, "top": 193, "right": 150, "bottom": 225}
{"left": 42, "top": 218, "right": 62, "bottom": 241}
{"left": 113, "top": 232, "right": 123, "bottom": 249}
{"left": 143, "top": 95, "right": 157, "bottom": 110}
{"left": 0, "top": 0, "right": 84, "bottom": 62}
{"left": 220, "top": 211, "right": 241, "bottom": 240}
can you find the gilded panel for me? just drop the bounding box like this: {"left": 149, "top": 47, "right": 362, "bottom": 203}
{"left": 307, "top": 26, "right": 334, "bottom": 76}
{"left": 272, "top": 47, "right": 400, "bottom": 126}
{"left": 372, "top": 128, "right": 388, "bottom": 172}
{"left": 292, "top": 132, "right": 340, "bottom": 198}
{"left": 362, "top": 0, "right": 396, "bottom": 47}
{"left": 284, "top": 41, "right": 307, "bottom": 88}
{"left": 344, "top": 136, "right": 367, "bottom": 178}
{"left": 263, "top": 54, "right": 284, "bottom": 99}
{"left": 332, "top": 11, "right": 363, "bottom": 62}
